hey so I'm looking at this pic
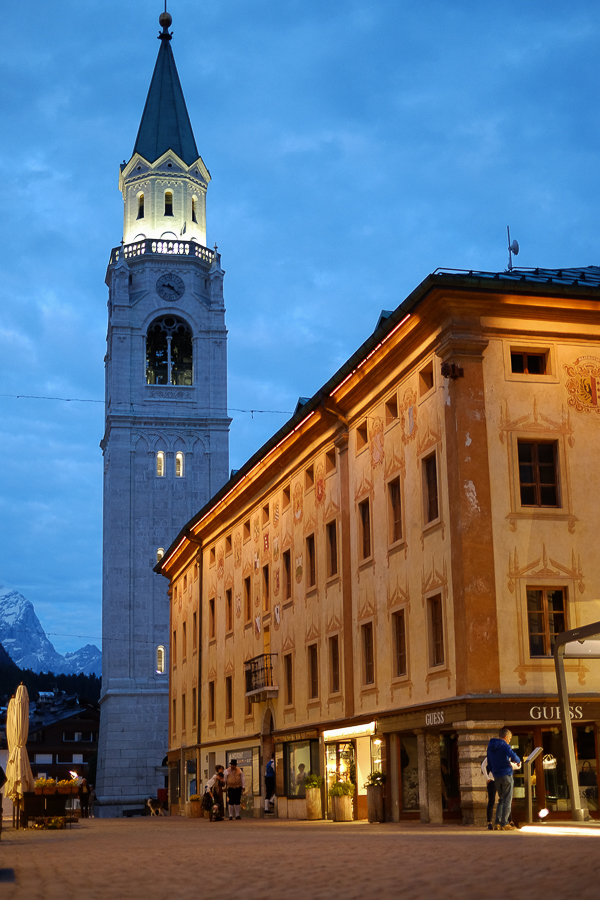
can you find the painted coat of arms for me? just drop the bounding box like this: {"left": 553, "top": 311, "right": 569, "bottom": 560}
{"left": 217, "top": 548, "right": 224, "bottom": 579}
{"left": 370, "top": 416, "right": 385, "bottom": 467}
{"left": 233, "top": 533, "right": 242, "bottom": 568}
{"left": 254, "top": 615, "right": 261, "bottom": 638}
{"left": 252, "top": 516, "right": 260, "bottom": 542}
{"left": 293, "top": 483, "right": 303, "bottom": 524}
{"left": 272, "top": 535, "right": 280, "bottom": 562}
{"left": 235, "top": 594, "right": 242, "bottom": 618}
{"left": 564, "top": 357, "right": 600, "bottom": 413}
{"left": 315, "top": 463, "right": 326, "bottom": 504}
{"left": 400, "top": 388, "right": 418, "bottom": 443}
{"left": 273, "top": 567, "right": 280, "bottom": 597}
{"left": 295, "top": 554, "right": 303, "bottom": 583}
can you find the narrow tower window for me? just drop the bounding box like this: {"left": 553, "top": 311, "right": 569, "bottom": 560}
{"left": 156, "top": 645, "right": 165, "bottom": 674}
{"left": 175, "top": 452, "right": 185, "bottom": 478}
{"left": 156, "top": 451, "right": 165, "bottom": 477}
{"left": 164, "top": 191, "right": 173, "bottom": 216}
{"left": 146, "top": 316, "right": 193, "bottom": 386}
{"left": 137, "top": 193, "right": 145, "bottom": 219}
{"left": 191, "top": 197, "right": 198, "bottom": 223}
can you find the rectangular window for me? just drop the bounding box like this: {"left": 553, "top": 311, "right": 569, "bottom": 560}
{"left": 419, "top": 360, "right": 434, "bottom": 396}
{"left": 527, "top": 587, "right": 566, "bottom": 656}
{"left": 359, "top": 499, "right": 371, "bottom": 559}
{"left": 428, "top": 594, "right": 444, "bottom": 668}
{"left": 283, "top": 550, "right": 292, "bottom": 600}
{"left": 308, "top": 644, "right": 319, "bottom": 699}
{"left": 511, "top": 351, "right": 546, "bottom": 375}
{"left": 172, "top": 629, "right": 177, "bottom": 667}
{"left": 172, "top": 698, "right": 176, "bottom": 735}
{"left": 392, "top": 610, "right": 407, "bottom": 677}
{"left": 246, "top": 694, "right": 252, "bottom": 717}
{"left": 243, "top": 520, "right": 251, "bottom": 541}
{"left": 329, "top": 635, "right": 340, "bottom": 694}
{"left": 385, "top": 394, "right": 398, "bottom": 426}
{"left": 305, "top": 465, "right": 314, "bottom": 490}
{"left": 192, "top": 611, "right": 197, "bottom": 652}
{"left": 388, "top": 477, "right": 402, "bottom": 543}
{"left": 244, "top": 576, "right": 251, "bottom": 621}
{"left": 284, "top": 653, "right": 293, "bottom": 706}
{"left": 225, "top": 676, "right": 233, "bottom": 720}
{"left": 226, "top": 589, "right": 233, "bottom": 632}
{"left": 306, "top": 535, "right": 316, "bottom": 587}
{"left": 208, "top": 681, "right": 215, "bottom": 723}
{"left": 283, "top": 485, "right": 291, "bottom": 509}
{"left": 263, "top": 565, "right": 270, "bottom": 611}
{"left": 356, "top": 421, "right": 368, "bottom": 451}
{"left": 326, "top": 448, "right": 337, "bottom": 473}
{"left": 182, "top": 621, "right": 187, "bottom": 660}
{"left": 362, "top": 622, "right": 375, "bottom": 685}
{"left": 423, "top": 453, "right": 439, "bottom": 523}
{"left": 192, "top": 687, "right": 197, "bottom": 727}
{"left": 209, "top": 597, "right": 215, "bottom": 639}
{"left": 182, "top": 693, "right": 186, "bottom": 732}
{"left": 518, "top": 441, "right": 559, "bottom": 507}
{"left": 326, "top": 521, "right": 338, "bottom": 577}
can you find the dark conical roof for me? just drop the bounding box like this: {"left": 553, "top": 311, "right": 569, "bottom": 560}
{"left": 133, "top": 30, "right": 199, "bottom": 166}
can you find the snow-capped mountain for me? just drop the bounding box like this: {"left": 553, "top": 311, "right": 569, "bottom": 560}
{"left": 0, "top": 586, "right": 101, "bottom": 677}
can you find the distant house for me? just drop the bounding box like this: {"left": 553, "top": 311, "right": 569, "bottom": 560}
{"left": 26, "top": 690, "right": 99, "bottom": 784}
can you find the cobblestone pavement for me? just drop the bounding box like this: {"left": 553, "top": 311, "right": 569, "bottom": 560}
{"left": 1, "top": 816, "right": 600, "bottom": 900}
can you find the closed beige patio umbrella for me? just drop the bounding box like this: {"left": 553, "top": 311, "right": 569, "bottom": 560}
{"left": 5, "top": 684, "right": 35, "bottom": 829}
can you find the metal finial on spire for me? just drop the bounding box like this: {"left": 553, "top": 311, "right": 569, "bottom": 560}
{"left": 159, "top": 4, "right": 172, "bottom": 37}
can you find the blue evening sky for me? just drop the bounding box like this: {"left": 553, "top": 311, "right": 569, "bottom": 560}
{"left": 2, "top": 0, "right": 600, "bottom": 653}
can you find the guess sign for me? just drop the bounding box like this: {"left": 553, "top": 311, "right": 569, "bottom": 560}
{"left": 425, "top": 710, "right": 445, "bottom": 726}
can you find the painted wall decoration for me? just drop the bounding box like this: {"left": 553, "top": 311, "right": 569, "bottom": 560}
{"left": 235, "top": 594, "right": 242, "bottom": 618}
{"left": 272, "top": 535, "right": 280, "bottom": 562}
{"left": 295, "top": 554, "right": 303, "bottom": 583}
{"left": 315, "top": 463, "right": 326, "bottom": 504}
{"left": 254, "top": 552, "right": 260, "bottom": 571}
{"left": 370, "top": 416, "right": 385, "bottom": 467}
{"left": 274, "top": 501, "right": 280, "bottom": 525}
{"left": 254, "top": 615, "right": 261, "bottom": 638}
{"left": 400, "top": 388, "right": 418, "bottom": 443}
{"left": 216, "top": 547, "right": 224, "bottom": 580}
{"left": 234, "top": 533, "right": 242, "bottom": 568}
{"left": 273, "top": 567, "right": 280, "bottom": 596}
{"left": 263, "top": 532, "right": 269, "bottom": 555}
{"left": 564, "top": 357, "right": 600, "bottom": 412}
{"left": 293, "top": 483, "right": 303, "bottom": 524}
{"left": 274, "top": 604, "right": 281, "bottom": 628}
{"left": 252, "top": 516, "right": 260, "bottom": 542}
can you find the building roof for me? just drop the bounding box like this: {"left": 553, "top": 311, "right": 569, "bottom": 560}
{"left": 156, "top": 262, "right": 600, "bottom": 570}
{"left": 132, "top": 28, "right": 199, "bottom": 166}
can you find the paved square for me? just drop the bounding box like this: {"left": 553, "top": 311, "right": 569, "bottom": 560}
{"left": 1, "top": 817, "right": 600, "bottom": 900}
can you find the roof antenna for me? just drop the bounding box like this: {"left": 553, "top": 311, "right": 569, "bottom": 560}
{"left": 507, "top": 225, "right": 519, "bottom": 271}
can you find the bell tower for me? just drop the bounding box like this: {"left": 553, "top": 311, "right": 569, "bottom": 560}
{"left": 96, "top": 10, "right": 230, "bottom": 815}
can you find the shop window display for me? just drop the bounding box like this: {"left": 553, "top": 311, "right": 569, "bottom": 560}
{"left": 326, "top": 741, "right": 356, "bottom": 815}
{"left": 285, "top": 740, "right": 319, "bottom": 798}
{"left": 400, "top": 736, "right": 419, "bottom": 811}
{"left": 185, "top": 759, "right": 196, "bottom": 801}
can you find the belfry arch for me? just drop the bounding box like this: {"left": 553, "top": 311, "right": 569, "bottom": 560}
{"left": 146, "top": 314, "right": 193, "bottom": 385}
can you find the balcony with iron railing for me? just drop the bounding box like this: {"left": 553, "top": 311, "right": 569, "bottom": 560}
{"left": 244, "top": 654, "right": 278, "bottom": 704}
{"left": 109, "top": 239, "right": 215, "bottom": 266}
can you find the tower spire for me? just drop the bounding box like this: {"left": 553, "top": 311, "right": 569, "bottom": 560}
{"left": 132, "top": 9, "right": 199, "bottom": 166}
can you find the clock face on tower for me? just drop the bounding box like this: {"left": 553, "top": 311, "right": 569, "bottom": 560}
{"left": 156, "top": 272, "right": 185, "bottom": 301}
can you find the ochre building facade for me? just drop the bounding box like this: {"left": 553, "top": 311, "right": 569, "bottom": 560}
{"left": 159, "top": 267, "right": 600, "bottom": 824}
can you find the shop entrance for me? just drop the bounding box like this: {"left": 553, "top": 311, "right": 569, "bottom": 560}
{"left": 326, "top": 741, "right": 355, "bottom": 817}
{"left": 510, "top": 724, "right": 598, "bottom": 819}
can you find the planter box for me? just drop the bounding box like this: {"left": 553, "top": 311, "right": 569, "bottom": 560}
{"left": 306, "top": 787, "right": 322, "bottom": 820}
{"left": 57, "top": 786, "right": 71, "bottom": 794}
{"left": 43, "top": 787, "right": 57, "bottom": 795}
{"left": 34, "top": 788, "right": 43, "bottom": 795}
{"left": 331, "top": 795, "right": 353, "bottom": 822}
{"left": 189, "top": 801, "right": 202, "bottom": 819}
{"left": 367, "top": 784, "right": 384, "bottom": 823}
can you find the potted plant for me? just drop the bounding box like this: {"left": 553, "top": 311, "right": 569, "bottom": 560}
{"left": 364, "top": 771, "right": 386, "bottom": 823}
{"left": 305, "top": 774, "right": 323, "bottom": 820}
{"left": 43, "top": 778, "right": 57, "bottom": 795}
{"left": 189, "top": 794, "right": 202, "bottom": 818}
{"left": 328, "top": 780, "right": 354, "bottom": 822}
{"left": 34, "top": 778, "right": 45, "bottom": 795}
{"left": 70, "top": 779, "right": 80, "bottom": 794}
{"left": 57, "top": 779, "right": 72, "bottom": 795}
